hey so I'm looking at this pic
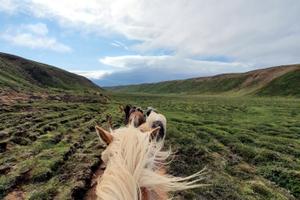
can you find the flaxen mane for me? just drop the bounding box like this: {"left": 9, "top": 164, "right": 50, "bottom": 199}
{"left": 95, "top": 125, "right": 205, "bottom": 200}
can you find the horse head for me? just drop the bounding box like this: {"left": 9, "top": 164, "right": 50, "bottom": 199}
{"left": 121, "top": 104, "right": 146, "bottom": 127}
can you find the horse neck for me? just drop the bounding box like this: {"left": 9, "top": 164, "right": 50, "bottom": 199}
{"left": 97, "top": 129, "right": 152, "bottom": 200}
{"left": 96, "top": 159, "right": 140, "bottom": 200}
{"left": 98, "top": 166, "right": 166, "bottom": 200}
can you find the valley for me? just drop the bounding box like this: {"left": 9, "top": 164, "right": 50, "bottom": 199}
{"left": 0, "top": 53, "right": 299, "bottom": 199}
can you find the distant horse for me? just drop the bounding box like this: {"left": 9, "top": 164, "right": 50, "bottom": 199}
{"left": 121, "top": 105, "right": 146, "bottom": 128}
{"left": 95, "top": 125, "right": 204, "bottom": 200}
{"left": 139, "top": 108, "right": 167, "bottom": 141}
{"left": 122, "top": 105, "right": 166, "bottom": 140}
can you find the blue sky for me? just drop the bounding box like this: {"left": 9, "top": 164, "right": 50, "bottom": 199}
{"left": 0, "top": 0, "right": 300, "bottom": 86}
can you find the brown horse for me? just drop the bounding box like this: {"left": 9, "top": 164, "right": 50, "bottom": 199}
{"left": 121, "top": 105, "right": 146, "bottom": 128}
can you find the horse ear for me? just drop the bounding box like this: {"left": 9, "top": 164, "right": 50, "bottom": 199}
{"left": 124, "top": 105, "right": 132, "bottom": 124}
{"left": 149, "top": 127, "right": 161, "bottom": 139}
{"left": 95, "top": 125, "right": 113, "bottom": 145}
{"left": 146, "top": 107, "right": 153, "bottom": 117}
{"left": 124, "top": 104, "right": 130, "bottom": 110}
{"left": 136, "top": 107, "right": 143, "bottom": 113}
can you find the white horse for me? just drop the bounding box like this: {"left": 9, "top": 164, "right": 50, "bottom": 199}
{"left": 95, "top": 125, "right": 205, "bottom": 200}
{"left": 139, "top": 109, "right": 167, "bottom": 141}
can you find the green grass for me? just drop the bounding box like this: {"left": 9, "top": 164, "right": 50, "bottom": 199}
{"left": 109, "top": 93, "right": 300, "bottom": 200}
{"left": 1, "top": 89, "right": 300, "bottom": 199}
{"left": 258, "top": 69, "right": 300, "bottom": 97}
{"left": 0, "top": 92, "right": 110, "bottom": 199}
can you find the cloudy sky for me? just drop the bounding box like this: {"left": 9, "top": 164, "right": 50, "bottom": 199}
{"left": 0, "top": 0, "right": 299, "bottom": 86}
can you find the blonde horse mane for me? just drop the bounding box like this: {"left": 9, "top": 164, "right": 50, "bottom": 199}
{"left": 96, "top": 126, "right": 205, "bottom": 200}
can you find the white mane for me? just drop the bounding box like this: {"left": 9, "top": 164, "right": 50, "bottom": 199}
{"left": 96, "top": 126, "right": 205, "bottom": 200}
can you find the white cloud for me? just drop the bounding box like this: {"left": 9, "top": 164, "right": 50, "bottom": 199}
{"left": 111, "top": 40, "right": 129, "bottom": 50}
{"left": 111, "top": 42, "right": 121, "bottom": 48}
{"left": 1, "top": 23, "right": 71, "bottom": 52}
{"left": 1, "top": 0, "right": 300, "bottom": 85}
{"left": 71, "top": 70, "right": 113, "bottom": 79}
{"left": 99, "top": 55, "right": 171, "bottom": 69}
{"left": 99, "top": 54, "right": 251, "bottom": 74}
{"left": 0, "top": 0, "right": 19, "bottom": 13}
{"left": 3, "top": 0, "right": 298, "bottom": 67}
{"left": 23, "top": 23, "right": 48, "bottom": 35}
{"left": 95, "top": 54, "right": 252, "bottom": 86}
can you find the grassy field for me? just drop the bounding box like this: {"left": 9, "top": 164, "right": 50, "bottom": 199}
{"left": 0, "top": 92, "right": 112, "bottom": 199}
{"left": 110, "top": 93, "right": 300, "bottom": 200}
{"left": 1, "top": 92, "right": 300, "bottom": 199}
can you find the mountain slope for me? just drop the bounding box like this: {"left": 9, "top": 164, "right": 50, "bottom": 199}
{"left": 0, "top": 52, "right": 102, "bottom": 92}
{"left": 107, "top": 64, "right": 300, "bottom": 96}
{"left": 256, "top": 69, "right": 300, "bottom": 96}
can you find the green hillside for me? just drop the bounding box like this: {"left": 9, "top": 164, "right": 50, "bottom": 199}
{"left": 0, "top": 52, "right": 102, "bottom": 92}
{"left": 257, "top": 69, "right": 300, "bottom": 97}
{"left": 0, "top": 53, "right": 108, "bottom": 199}
{"left": 107, "top": 64, "right": 300, "bottom": 96}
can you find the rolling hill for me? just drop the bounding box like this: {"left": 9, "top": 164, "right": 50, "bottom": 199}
{"left": 107, "top": 64, "right": 300, "bottom": 97}
{"left": 0, "top": 52, "right": 102, "bottom": 92}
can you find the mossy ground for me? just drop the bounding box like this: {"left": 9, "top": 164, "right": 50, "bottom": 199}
{"left": 1, "top": 92, "right": 300, "bottom": 199}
